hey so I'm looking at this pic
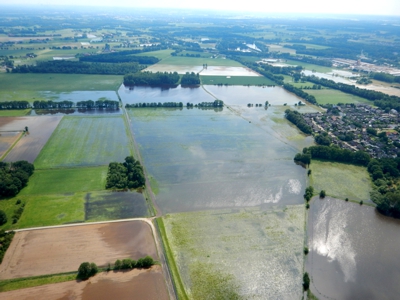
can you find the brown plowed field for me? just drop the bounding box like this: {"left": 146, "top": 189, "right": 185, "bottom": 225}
{"left": 0, "top": 221, "right": 158, "bottom": 280}
{"left": 0, "top": 116, "right": 62, "bottom": 163}
{"left": 0, "top": 266, "right": 169, "bottom": 300}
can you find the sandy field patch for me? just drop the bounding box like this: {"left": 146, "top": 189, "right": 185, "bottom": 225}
{"left": 0, "top": 221, "right": 157, "bottom": 280}
{"left": 0, "top": 266, "right": 168, "bottom": 300}
{"left": 1, "top": 116, "right": 62, "bottom": 163}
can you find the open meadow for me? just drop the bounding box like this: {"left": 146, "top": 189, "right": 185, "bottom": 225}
{"left": 34, "top": 116, "right": 132, "bottom": 169}
{"left": 309, "top": 160, "right": 372, "bottom": 202}
{"left": 305, "top": 89, "right": 372, "bottom": 105}
{"left": 0, "top": 221, "right": 157, "bottom": 280}
{"left": 161, "top": 206, "right": 306, "bottom": 300}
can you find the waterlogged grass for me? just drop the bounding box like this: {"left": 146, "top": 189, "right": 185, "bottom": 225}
{"left": 0, "top": 272, "right": 77, "bottom": 292}
{"left": 162, "top": 206, "right": 305, "bottom": 299}
{"left": 200, "top": 75, "right": 275, "bottom": 86}
{"left": 0, "top": 109, "right": 31, "bottom": 116}
{"left": 134, "top": 49, "right": 174, "bottom": 60}
{"left": 309, "top": 160, "right": 372, "bottom": 201}
{"left": 305, "top": 89, "right": 371, "bottom": 105}
{"left": 35, "top": 116, "right": 131, "bottom": 168}
{"left": 19, "top": 166, "right": 108, "bottom": 195}
{"left": 0, "top": 73, "right": 122, "bottom": 92}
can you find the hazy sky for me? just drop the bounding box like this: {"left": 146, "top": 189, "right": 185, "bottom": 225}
{"left": 1, "top": 0, "right": 400, "bottom": 16}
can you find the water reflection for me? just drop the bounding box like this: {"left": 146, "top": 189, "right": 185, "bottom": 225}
{"left": 307, "top": 197, "right": 400, "bottom": 299}
{"left": 30, "top": 108, "right": 121, "bottom": 116}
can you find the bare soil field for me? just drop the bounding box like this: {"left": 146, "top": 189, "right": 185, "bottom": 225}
{"left": 0, "top": 116, "right": 62, "bottom": 163}
{"left": 0, "top": 266, "right": 168, "bottom": 300}
{"left": 0, "top": 221, "right": 158, "bottom": 280}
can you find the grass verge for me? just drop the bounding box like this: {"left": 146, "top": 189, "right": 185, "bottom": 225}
{"left": 0, "top": 109, "right": 31, "bottom": 117}
{"left": 156, "top": 217, "right": 188, "bottom": 300}
{"left": 0, "top": 272, "right": 77, "bottom": 292}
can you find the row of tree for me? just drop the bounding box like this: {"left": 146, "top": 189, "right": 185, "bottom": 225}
{"left": 106, "top": 156, "right": 145, "bottom": 190}
{"left": 123, "top": 72, "right": 180, "bottom": 86}
{"left": 0, "top": 161, "right": 35, "bottom": 197}
{"left": 0, "top": 230, "right": 15, "bottom": 264}
{"left": 283, "top": 83, "right": 317, "bottom": 105}
{"left": 0, "top": 101, "right": 30, "bottom": 110}
{"left": 76, "top": 100, "right": 119, "bottom": 109}
{"left": 12, "top": 61, "right": 143, "bottom": 75}
{"left": 294, "top": 146, "right": 371, "bottom": 166}
{"left": 285, "top": 109, "right": 312, "bottom": 134}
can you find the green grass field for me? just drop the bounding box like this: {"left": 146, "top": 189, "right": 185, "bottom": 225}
{"left": 283, "top": 75, "right": 316, "bottom": 88}
{"left": 201, "top": 75, "right": 275, "bottom": 85}
{"left": 0, "top": 109, "right": 31, "bottom": 116}
{"left": 19, "top": 166, "right": 107, "bottom": 195}
{"left": 34, "top": 116, "right": 132, "bottom": 169}
{"left": 0, "top": 73, "right": 122, "bottom": 92}
{"left": 305, "top": 88, "right": 372, "bottom": 105}
{"left": 135, "top": 49, "right": 174, "bottom": 60}
{"left": 309, "top": 160, "right": 372, "bottom": 201}
{"left": 157, "top": 56, "right": 242, "bottom": 67}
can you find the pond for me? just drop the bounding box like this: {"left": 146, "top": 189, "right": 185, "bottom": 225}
{"left": 307, "top": 197, "right": 400, "bottom": 300}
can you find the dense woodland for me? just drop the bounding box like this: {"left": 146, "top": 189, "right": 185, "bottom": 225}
{"left": 285, "top": 109, "right": 312, "bottom": 134}
{"left": 180, "top": 72, "right": 200, "bottom": 85}
{"left": 106, "top": 156, "right": 145, "bottom": 190}
{"left": 12, "top": 61, "right": 143, "bottom": 75}
{"left": 0, "top": 161, "right": 35, "bottom": 197}
{"left": 123, "top": 71, "right": 180, "bottom": 86}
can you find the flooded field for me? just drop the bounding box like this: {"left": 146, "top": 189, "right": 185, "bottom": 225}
{"left": 0, "top": 131, "right": 20, "bottom": 158}
{"left": 143, "top": 64, "right": 260, "bottom": 76}
{"left": 1, "top": 116, "right": 62, "bottom": 163}
{"left": 129, "top": 108, "right": 307, "bottom": 213}
{"left": 307, "top": 197, "right": 400, "bottom": 299}
{"left": 119, "top": 85, "right": 214, "bottom": 106}
{"left": 85, "top": 191, "right": 149, "bottom": 221}
{"left": 38, "top": 90, "right": 119, "bottom": 103}
{"left": 163, "top": 206, "right": 305, "bottom": 299}
{"left": 0, "top": 221, "right": 157, "bottom": 280}
{"left": 0, "top": 266, "right": 168, "bottom": 300}
{"left": 34, "top": 116, "right": 131, "bottom": 169}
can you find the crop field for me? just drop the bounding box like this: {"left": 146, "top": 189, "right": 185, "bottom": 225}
{"left": 155, "top": 56, "right": 242, "bottom": 67}
{"left": 0, "top": 221, "right": 158, "bottom": 280}
{"left": 0, "top": 73, "right": 122, "bottom": 92}
{"left": 305, "top": 89, "right": 372, "bottom": 105}
{"left": 128, "top": 107, "right": 306, "bottom": 213}
{"left": 162, "top": 206, "right": 305, "bottom": 299}
{"left": 309, "top": 160, "right": 372, "bottom": 201}
{"left": 134, "top": 49, "right": 173, "bottom": 60}
{"left": 34, "top": 116, "right": 131, "bottom": 169}
{"left": 200, "top": 75, "right": 275, "bottom": 86}
{"left": 0, "top": 266, "right": 169, "bottom": 300}
{"left": 19, "top": 166, "right": 108, "bottom": 195}
{"left": 2, "top": 116, "right": 63, "bottom": 163}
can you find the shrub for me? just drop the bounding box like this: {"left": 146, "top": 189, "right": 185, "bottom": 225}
{"left": 303, "top": 272, "right": 310, "bottom": 291}
{"left": 319, "top": 190, "right": 326, "bottom": 198}
{"left": 0, "top": 210, "right": 7, "bottom": 226}
{"left": 114, "top": 259, "right": 122, "bottom": 270}
{"left": 304, "top": 247, "right": 309, "bottom": 255}
{"left": 78, "top": 262, "right": 98, "bottom": 280}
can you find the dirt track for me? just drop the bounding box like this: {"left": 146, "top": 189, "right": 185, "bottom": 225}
{"left": 0, "top": 266, "right": 168, "bottom": 300}
{"left": 0, "top": 221, "right": 157, "bottom": 280}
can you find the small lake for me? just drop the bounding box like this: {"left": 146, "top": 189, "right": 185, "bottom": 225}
{"left": 307, "top": 197, "right": 400, "bottom": 299}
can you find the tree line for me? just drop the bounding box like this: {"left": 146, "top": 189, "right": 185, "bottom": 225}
{"left": 285, "top": 109, "right": 312, "bottom": 134}
{"left": 12, "top": 61, "right": 143, "bottom": 75}
{"left": 32, "top": 100, "right": 119, "bottom": 109}
{"left": 0, "top": 161, "right": 35, "bottom": 197}
{"left": 123, "top": 71, "right": 180, "bottom": 86}
{"left": 106, "top": 156, "right": 145, "bottom": 190}
{"left": 0, "top": 101, "right": 30, "bottom": 110}
{"left": 0, "top": 230, "right": 15, "bottom": 264}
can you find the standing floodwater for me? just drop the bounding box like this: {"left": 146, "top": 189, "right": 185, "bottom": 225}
{"left": 307, "top": 197, "right": 400, "bottom": 299}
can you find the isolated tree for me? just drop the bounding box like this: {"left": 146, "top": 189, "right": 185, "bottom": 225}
{"left": 78, "top": 262, "right": 98, "bottom": 280}
{"left": 303, "top": 272, "right": 310, "bottom": 291}
{"left": 320, "top": 190, "right": 326, "bottom": 198}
